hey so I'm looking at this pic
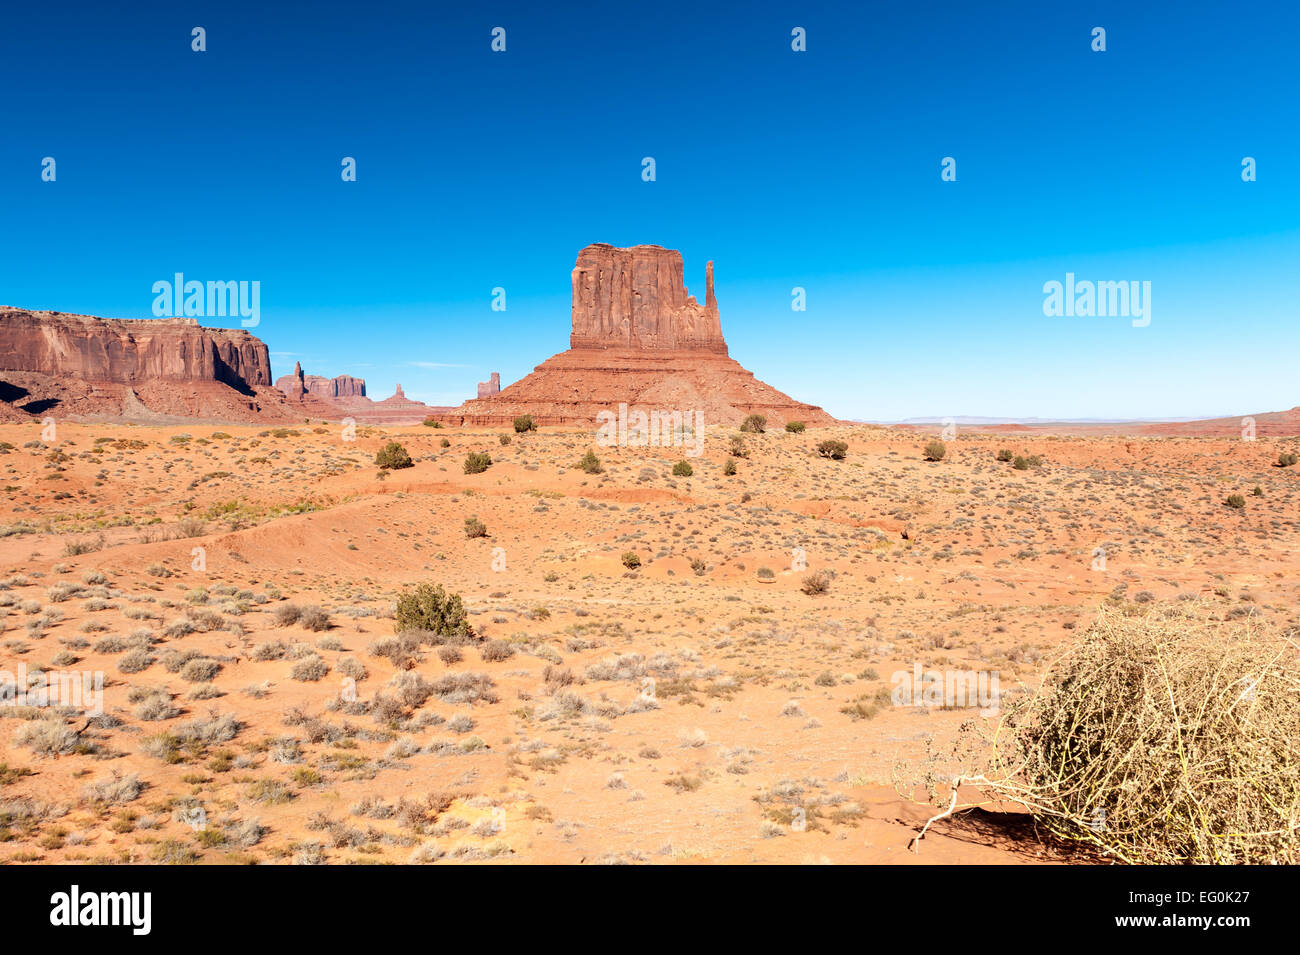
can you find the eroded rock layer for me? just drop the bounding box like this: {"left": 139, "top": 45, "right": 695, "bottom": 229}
{"left": 441, "top": 348, "right": 833, "bottom": 428}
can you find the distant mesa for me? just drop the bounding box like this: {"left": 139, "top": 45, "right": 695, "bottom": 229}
{"left": 275, "top": 365, "right": 458, "bottom": 426}
{"left": 435, "top": 243, "right": 834, "bottom": 428}
{"left": 343, "top": 382, "right": 456, "bottom": 426}
{"left": 272, "top": 359, "right": 443, "bottom": 423}
{"left": 0, "top": 306, "right": 297, "bottom": 423}
{"left": 274, "top": 361, "right": 366, "bottom": 400}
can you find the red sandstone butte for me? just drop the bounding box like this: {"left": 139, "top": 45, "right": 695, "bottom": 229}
{"left": 436, "top": 244, "right": 835, "bottom": 428}
{"left": 569, "top": 244, "right": 726, "bottom": 353}
{"left": 275, "top": 358, "right": 455, "bottom": 425}
{"left": 275, "top": 362, "right": 367, "bottom": 401}
{"left": 0, "top": 306, "right": 313, "bottom": 422}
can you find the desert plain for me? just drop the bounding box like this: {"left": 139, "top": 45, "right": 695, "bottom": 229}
{"left": 1, "top": 418, "right": 1296, "bottom": 864}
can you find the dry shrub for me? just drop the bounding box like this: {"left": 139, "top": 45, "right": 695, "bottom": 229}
{"left": 479, "top": 640, "right": 515, "bottom": 663}
{"left": 920, "top": 603, "right": 1300, "bottom": 864}
{"left": 13, "top": 719, "right": 79, "bottom": 756}
{"left": 429, "top": 671, "right": 498, "bottom": 705}
{"left": 298, "top": 605, "right": 331, "bottom": 632}
{"left": 801, "top": 571, "right": 831, "bottom": 595}
{"left": 273, "top": 604, "right": 302, "bottom": 627}
{"left": 62, "top": 535, "right": 105, "bottom": 557}
{"left": 388, "top": 671, "right": 435, "bottom": 707}
{"left": 83, "top": 772, "right": 143, "bottom": 807}
{"left": 291, "top": 656, "right": 329, "bottom": 682}
{"left": 180, "top": 658, "right": 222, "bottom": 682}
{"left": 369, "top": 634, "right": 423, "bottom": 668}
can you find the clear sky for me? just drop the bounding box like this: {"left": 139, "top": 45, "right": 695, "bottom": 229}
{"left": 2, "top": 1, "right": 1297, "bottom": 420}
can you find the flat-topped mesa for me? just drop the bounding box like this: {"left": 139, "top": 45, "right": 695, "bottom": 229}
{"left": 569, "top": 244, "right": 727, "bottom": 354}
{"left": 0, "top": 306, "right": 271, "bottom": 389}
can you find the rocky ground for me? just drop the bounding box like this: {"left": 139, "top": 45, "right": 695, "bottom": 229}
{"left": 0, "top": 420, "right": 1296, "bottom": 864}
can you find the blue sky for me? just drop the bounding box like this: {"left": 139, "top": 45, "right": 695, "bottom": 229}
{"left": 2, "top": 1, "right": 1297, "bottom": 420}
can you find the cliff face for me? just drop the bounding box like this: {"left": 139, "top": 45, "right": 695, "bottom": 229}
{"left": 323, "top": 374, "right": 366, "bottom": 398}
{"left": 0, "top": 306, "right": 317, "bottom": 422}
{"left": 0, "top": 307, "right": 272, "bottom": 392}
{"left": 570, "top": 244, "right": 726, "bottom": 353}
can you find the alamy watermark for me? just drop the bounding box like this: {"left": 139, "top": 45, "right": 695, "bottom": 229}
{"left": 890, "top": 663, "right": 999, "bottom": 716}
{"left": 0, "top": 663, "right": 104, "bottom": 717}
{"left": 1043, "top": 273, "right": 1150, "bottom": 327}
{"left": 152, "top": 273, "right": 260, "bottom": 327}
{"left": 595, "top": 403, "right": 704, "bottom": 457}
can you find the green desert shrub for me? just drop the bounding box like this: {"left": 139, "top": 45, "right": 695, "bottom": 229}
{"left": 621, "top": 552, "right": 641, "bottom": 570}
{"left": 723, "top": 457, "right": 737, "bottom": 476}
{"left": 375, "top": 442, "right": 413, "bottom": 470}
{"left": 672, "top": 461, "right": 693, "bottom": 477}
{"left": 578, "top": 450, "right": 603, "bottom": 474}
{"left": 740, "top": 414, "right": 767, "bottom": 434}
{"left": 816, "top": 439, "right": 848, "bottom": 460}
{"left": 1278, "top": 452, "right": 1298, "bottom": 467}
{"left": 1225, "top": 494, "right": 1246, "bottom": 510}
{"left": 996, "top": 449, "right": 1013, "bottom": 462}
{"left": 923, "top": 440, "right": 946, "bottom": 462}
{"left": 464, "top": 516, "right": 487, "bottom": 538}
{"left": 784, "top": 421, "right": 805, "bottom": 433}
{"left": 394, "top": 583, "right": 474, "bottom": 641}
{"left": 463, "top": 451, "right": 492, "bottom": 474}
{"left": 513, "top": 415, "right": 536, "bottom": 433}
